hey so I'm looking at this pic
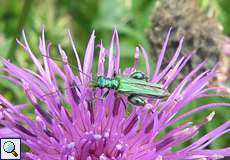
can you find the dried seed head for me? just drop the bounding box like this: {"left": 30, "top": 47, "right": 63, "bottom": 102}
{"left": 148, "top": 0, "right": 226, "bottom": 75}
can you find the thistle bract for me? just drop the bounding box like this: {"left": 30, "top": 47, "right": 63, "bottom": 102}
{"left": 0, "top": 28, "right": 230, "bottom": 160}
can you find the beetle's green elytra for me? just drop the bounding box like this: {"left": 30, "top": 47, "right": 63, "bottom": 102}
{"left": 92, "top": 71, "right": 170, "bottom": 106}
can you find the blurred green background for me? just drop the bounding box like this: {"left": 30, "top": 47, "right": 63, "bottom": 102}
{"left": 0, "top": 0, "right": 229, "bottom": 151}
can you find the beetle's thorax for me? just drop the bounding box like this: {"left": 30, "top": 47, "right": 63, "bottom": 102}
{"left": 96, "top": 76, "right": 119, "bottom": 89}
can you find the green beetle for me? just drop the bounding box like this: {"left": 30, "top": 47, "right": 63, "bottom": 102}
{"left": 91, "top": 71, "right": 170, "bottom": 106}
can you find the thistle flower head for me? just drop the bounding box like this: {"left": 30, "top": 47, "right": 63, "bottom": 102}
{"left": 0, "top": 28, "right": 230, "bottom": 160}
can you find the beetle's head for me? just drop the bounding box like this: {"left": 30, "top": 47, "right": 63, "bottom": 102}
{"left": 95, "top": 76, "right": 108, "bottom": 88}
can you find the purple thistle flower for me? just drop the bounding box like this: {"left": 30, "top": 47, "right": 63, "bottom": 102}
{"left": 0, "top": 28, "right": 230, "bottom": 160}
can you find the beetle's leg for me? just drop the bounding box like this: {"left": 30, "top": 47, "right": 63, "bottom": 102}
{"left": 94, "top": 95, "right": 105, "bottom": 101}
{"left": 92, "top": 88, "right": 110, "bottom": 101}
{"left": 91, "top": 88, "right": 105, "bottom": 102}
{"left": 113, "top": 71, "right": 117, "bottom": 77}
{"left": 128, "top": 94, "right": 146, "bottom": 106}
{"left": 115, "top": 93, "right": 127, "bottom": 109}
{"left": 103, "top": 89, "right": 110, "bottom": 98}
{"left": 120, "top": 97, "right": 127, "bottom": 109}
{"left": 130, "top": 71, "right": 148, "bottom": 81}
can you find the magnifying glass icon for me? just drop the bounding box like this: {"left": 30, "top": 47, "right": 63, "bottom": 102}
{"left": 3, "top": 141, "right": 18, "bottom": 157}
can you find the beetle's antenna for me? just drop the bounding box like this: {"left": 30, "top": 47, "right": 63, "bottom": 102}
{"left": 41, "top": 54, "right": 96, "bottom": 81}
{"left": 38, "top": 84, "right": 82, "bottom": 99}
{"left": 37, "top": 84, "right": 105, "bottom": 103}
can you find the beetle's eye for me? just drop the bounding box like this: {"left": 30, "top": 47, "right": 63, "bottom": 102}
{"left": 98, "top": 78, "right": 106, "bottom": 86}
